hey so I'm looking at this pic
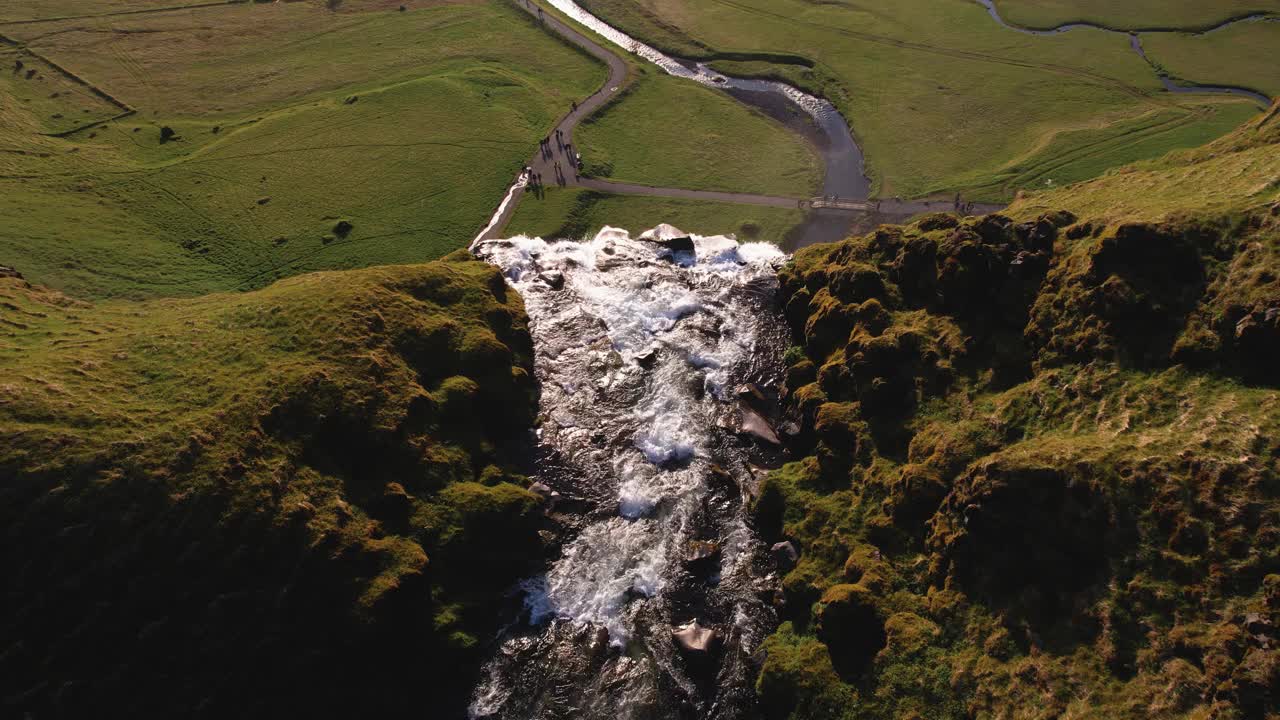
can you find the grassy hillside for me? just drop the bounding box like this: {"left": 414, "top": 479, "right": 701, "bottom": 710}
{"left": 992, "top": 0, "right": 1280, "bottom": 30}
{"left": 574, "top": 65, "right": 822, "bottom": 196}
{"left": 574, "top": 0, "right": 1264, "bottom": 200}
{"left": 0, "top": 0, "right": 605, "bottom": 299}
{"left": 0, "top": 253, "right": 546, "bottom": 717}
{"left": 755, "top": 107, "right": 1280, "bottom": 718}
{"left": 1009, "top": 102, "right": 1280, "bottom": 222}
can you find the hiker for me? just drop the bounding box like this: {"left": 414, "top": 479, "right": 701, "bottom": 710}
{"left": 572, "top": 100, "right": 578, "bottom": 111}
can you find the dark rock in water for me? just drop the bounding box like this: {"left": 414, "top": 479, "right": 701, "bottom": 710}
{"left": 736, "top": 383, "right": 768, "bottom": 409}
{"left": 777, "top": 420, "right": 802, "bottom": 441}
{"left": 657, "top": 236, "right": 695, "bottom": 255}
{"left": 707, "top": 463, "right": 736, "bottom": 494}
{"left": 586, "top": 626, "right": 611, "bottom": 659}
{"left": 739, "top": 406, "right": 781, "bottom": 446}
{"left": 528, "top": 482, "right": 560, "bottom": 509}
{"left": 538, "top": 270, "right": 564, "bottom": 290}
{"left": 771, "top": 540, "right": 799, "bottom": 572}
{"left": 672, "top": 619, "right": 719, "bottom": 654}
{"left": 0, "top": 265, "right": 22, "bottom": 280}
{"left": 686, "top": 540, "right": 721, "bottom": 575}
{"left": 635, "top": 348, "right": 658, "bottom": 368}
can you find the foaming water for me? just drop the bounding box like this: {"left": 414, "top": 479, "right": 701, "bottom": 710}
{"left": 469, "top": 225, "right": 788, "bottom": 719}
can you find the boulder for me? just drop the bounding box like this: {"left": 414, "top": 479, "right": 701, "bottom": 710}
{"left": 672, "top": 619, "right": 719, "bottom": 654}
{"left": 0, "top": 265, "right": 22, "bottom": 280}
{"left": 739, "top": 406, "right": 781, "bottom": 446}
{"left": 527, "top": 482, "right": 560, "bottom": 509}
{"left": 538, "top": 270, "right": 564, "bottom": 290}
{"left": 736, "top": 383, "right": 768, "bottom": 409}
{"left": 686, "top": 540, "right": 721, "bottom": 574}
{"left": 770, "top": 540, "right": 799, "bottom": 572}
{"left": 657, "top": 236, "right": 695, "bottom": 255}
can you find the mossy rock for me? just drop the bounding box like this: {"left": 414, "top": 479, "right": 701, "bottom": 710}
{"left": 816, "top": 583, "right": 887, "bottom": 679}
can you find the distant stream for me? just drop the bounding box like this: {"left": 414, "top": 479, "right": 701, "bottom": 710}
{"left": 975, "top": 0, "right": 1274, "bottom": 106}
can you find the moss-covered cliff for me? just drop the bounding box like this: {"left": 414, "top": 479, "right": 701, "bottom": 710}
{"left": 756, "top": 109, "right": 1280, "bottom": 719}
{"left": 0, "top": 253, "right": 541, "bottom": 717}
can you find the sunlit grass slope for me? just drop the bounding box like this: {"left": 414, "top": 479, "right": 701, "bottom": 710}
{"left": 574, "top": 65, "right": 821, "bottom": 196}
{"left": 1010, "top": 101, "right": 1280, "bottom": 222}
{"left": 0, "top": 0, "right": 605, "bottom": 299}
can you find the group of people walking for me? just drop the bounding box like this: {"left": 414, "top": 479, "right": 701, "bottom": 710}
{"left": 531, "top": 127, "right": 580, "bottom": 191}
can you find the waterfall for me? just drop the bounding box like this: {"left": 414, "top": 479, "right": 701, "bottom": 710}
{"left": 469, "top": 225, "right": 789, "bottom": 720}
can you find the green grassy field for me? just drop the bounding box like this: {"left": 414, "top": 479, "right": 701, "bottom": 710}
{"left": 0, "top": 0, "right": 605, "bottom": 299}
{"left": 1009, "top": 102, "right": 1280, "bottom": 222}
{"left": 575, "top": 65, "right": 821, "bottom": 196}
{"left": 1142, "top": 21, "right": 1280, "bottom": 98}
{"left": 573, "top": 0, "right": 1263, "bottom": 201}
{"left": 506, "top": 186, "right": 807, "bottom": 241}
{"left": 992, "top": 0, "right": 1280, "bottom": 30}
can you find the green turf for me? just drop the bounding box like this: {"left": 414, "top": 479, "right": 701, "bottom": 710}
{"left": 506, "top": 186, "right": 807, "bottom": 241}
{"left": 1141, "top": 21, "right": 1280, "bottom": 99}
{"left": 569, "top": 0, "right": 1264, "bottom": 200}
{"left": 991, "top": 0, "right": 1280, "bottom": 31}
{"left": 1009, "top": 103, "right": 1280, "bottom": 222}
{"left": 0, "top": 0, "right": 606, "bottom": 300}
{"left": 575, "top": 65, "right": 821, "bottom": 196}
{"left": 948, "top": 101, "right": 1261, "bottom": 198}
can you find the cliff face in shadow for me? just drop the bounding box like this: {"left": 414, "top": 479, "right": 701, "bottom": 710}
{"left": 0, "top": 252, "right": 542, "bottom": 718}
{"left": 755, "top": 108, "right": 1280, "bottom": 719}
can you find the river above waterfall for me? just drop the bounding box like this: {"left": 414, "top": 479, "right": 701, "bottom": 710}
{"left": 469, "top": 226, "right": 792, "bottom": 719}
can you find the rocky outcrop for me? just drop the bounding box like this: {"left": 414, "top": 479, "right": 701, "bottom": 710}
{"left": 754, "top": 205, "right": 1280, "bottom": 719}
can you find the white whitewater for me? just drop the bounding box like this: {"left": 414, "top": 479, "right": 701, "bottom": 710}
{"left": 469, "top": 225, "right": 788, "bottom": 719}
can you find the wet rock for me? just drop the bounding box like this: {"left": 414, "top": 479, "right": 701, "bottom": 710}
{"left": 771, "top": 540, "right": 799, "bottom": 572}
{"left": 635, "top": 348, "right": 658, "bottom": 368}
{"left": 585, "top": 625, "right": 611, "bottom": 660}
{"left": 527, "top": 482, "right": 560, "bottom": 509}
{"left": 739, "top": 406, "right": 781, "bottom": 446}
{"left": 537, "top": 270, "right": 564, "bottom": 290}
{"left": 686, "top": 540, "right": 721, "bottom": 574}
{"left": 736, "top": 383, "right": 768, "bottom": 409}
{"left": 657, "top": 236, "right": 695, "bottom": 256}
{"left": 672, "top": 619, "right": 719, "bottom": 655}
{"left": 707, "top": 463, "right": 736, "bottom": 493}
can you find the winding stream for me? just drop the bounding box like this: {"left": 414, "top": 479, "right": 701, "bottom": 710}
{"left": 976, "top": 0, "right": 1274, "bottom": 106}
{"left": 543, "top": 0, "right": 870, "bottom": 201}
{"left": 470, "top": 227, "right": 789, "bottom": 719}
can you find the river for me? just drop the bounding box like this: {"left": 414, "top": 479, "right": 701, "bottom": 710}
{"left": 469, "top": 226, "right": 791, "bottom": 719}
